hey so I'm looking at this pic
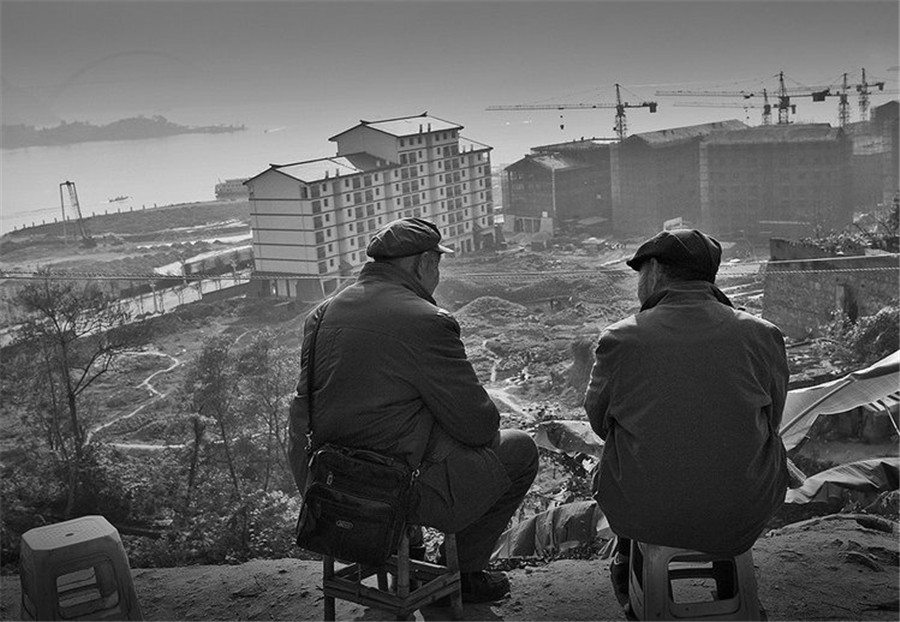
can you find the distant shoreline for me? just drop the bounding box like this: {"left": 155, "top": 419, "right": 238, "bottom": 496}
{"left": 1, "top": 198, "right": 250, "bottom": 242}
{"left": 1, "top": 115, "right": 245, "bottom": 149}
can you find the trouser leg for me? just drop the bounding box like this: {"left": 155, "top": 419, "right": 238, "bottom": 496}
{"left": 455, "top": 429, "right": 539, "bottom": 571}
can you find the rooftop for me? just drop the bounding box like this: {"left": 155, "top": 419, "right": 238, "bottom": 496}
{"left": 704, "top": 123, "right": 844, "bottom": 144}
{"left": 252, "top": 153, "right": 391, "bottom": 184}
{"left": 630, "top": 119, "right": 748, "bottom": 146}
{"left": 329, "top": 113, "right": 462, "bottom": 141}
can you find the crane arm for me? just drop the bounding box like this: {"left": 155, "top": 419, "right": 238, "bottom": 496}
{"left": 487, "top": 103, "right": 618, "bottom": 110}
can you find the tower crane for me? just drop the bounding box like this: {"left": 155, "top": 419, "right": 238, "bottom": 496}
{"left": 486, "top": 83, "right": 658, "bottom": 142}
{"left": 657, "top": 72, "right": 803, "bottom": 124}
{"left": 673, "top": 89, "right": 773, "bottom": 125}
{"left": 59, "top": 181, "right": 95, "bottom": 248}
{"left": 659, "top": 69, "right": 895, "bottom": 128}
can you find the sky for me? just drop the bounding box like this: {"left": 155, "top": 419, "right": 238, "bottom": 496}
{"left": 2, "top": 0, "right": 898, "bottom": 163}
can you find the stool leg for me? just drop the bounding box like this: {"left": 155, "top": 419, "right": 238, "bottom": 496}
{"left": 395, "top": 530, "right": 412, "bottom": 621}
{"left": 323, "top": 556, "right": 336, "bottom": 622}
{"left": 444, "top": 534, "right": 464, "bottom": 621}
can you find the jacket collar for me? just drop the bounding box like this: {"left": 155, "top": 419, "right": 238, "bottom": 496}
{"left": 358, "top": 261, "right": 437, "bottom": 304}
{"left": 640, "top": 280, "right": 734, "bottom": 312}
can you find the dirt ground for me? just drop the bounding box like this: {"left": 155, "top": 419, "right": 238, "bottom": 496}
{"left": 1, "top": 515, "right": 897, "bottom": 621}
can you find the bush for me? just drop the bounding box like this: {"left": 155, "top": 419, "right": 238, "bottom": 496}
{"left": 817, "top": 305, "right": 900, "bottom": 369}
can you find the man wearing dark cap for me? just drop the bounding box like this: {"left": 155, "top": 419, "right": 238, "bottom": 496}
{"left": 289, "top": 217, "right": 538, "bottom": 604}
{"left": 583, "top": 229, "right": 789, "bottom": 607}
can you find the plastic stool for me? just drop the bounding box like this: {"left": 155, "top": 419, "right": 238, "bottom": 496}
{"left": 322, "top": 529, "right": 463, "bottom": 621}
{"left": 19, "top": 515, "right": 143, "bottom": 621}
{"left": 628, "top": 540, "right": 761, "bottom": 621}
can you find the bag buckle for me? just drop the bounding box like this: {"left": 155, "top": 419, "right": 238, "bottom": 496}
{"left": 410, "top": 468, "right": 420, "bottom": 485}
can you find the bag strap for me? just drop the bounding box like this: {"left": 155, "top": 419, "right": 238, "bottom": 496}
{"left": 305, "top": 299, "right": 332, "bottom": 448}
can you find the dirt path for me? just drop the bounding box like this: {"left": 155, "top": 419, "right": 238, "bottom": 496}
{"left": 87, "top": 349, "right": 182, "bottom": 446}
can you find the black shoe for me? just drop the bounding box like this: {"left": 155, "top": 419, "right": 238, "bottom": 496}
{"left": 434, "top": 570, "right": 511, "bottom": 606}
{"left": 610, "top": 558, "right": 630, "bottom": 607}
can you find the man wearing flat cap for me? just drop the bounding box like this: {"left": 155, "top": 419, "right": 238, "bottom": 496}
{"left": 583, "top": 229, "right": 789, "bottom": 608}
{"left": 289, "top": 217, "right": 538, "bottom": 604}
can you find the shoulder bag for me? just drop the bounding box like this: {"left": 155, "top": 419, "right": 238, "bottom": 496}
{"left": 294, "top": 300, "right": 417, "bottom": 566}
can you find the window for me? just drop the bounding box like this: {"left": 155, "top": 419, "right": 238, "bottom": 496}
{"left": 315, "top": 231, "right": 325, "bottom": 244}
{"left": 365, "top": 189, "right": 374, "bottom": 202}
{"left": 312, "top": 200, "right": 322, "bottom": 214}
{"left": 353, "top": 177, "right": 361, "bottom": 189}
{"left": 319, "top": 262, "right": 328, "bottom": 274}
{"left": 301, "top": 186, "right": 309, "bottom": 199}
{"left": 355, "top": 207, "right": 363, "bottom": 219}
{"left": 364, "top": 175, "right": 372, "bottom": 186}
{"left": 354, "top": 192, "right": 363, "bottom": 204}
{"left": 311, "top": 186, "right": 320, "bottom": 199}
{"left": 366, "top": 204, "right": 375, "bottom": 216}
{"left": 317, "top": 247, "right": 326, "bottom": 259}
{"left": 313, "top": 216, "right": 323, "bottom": 228}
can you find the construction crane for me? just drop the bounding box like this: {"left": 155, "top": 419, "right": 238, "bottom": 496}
{"left": 660, "top": 69, "right": 895, "bottom": 127}
{"left": 486, "top": 83, "right": 658, "bottom": 142}
{"left": 673, "top": 88, "right": 774, "bottom": 125}
{"left": 657, "top": 72, "right": 803, "bottom": 124}
{"left": 59, "top": 181, "right": 95, "bottom": 248}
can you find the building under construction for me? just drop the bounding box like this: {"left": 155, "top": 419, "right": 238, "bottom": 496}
{"left": 501, "top": 100, "right": 899, "bottom": 239}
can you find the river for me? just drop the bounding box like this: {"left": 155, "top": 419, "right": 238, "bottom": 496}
{"left": 1, "top": 101, "right": 577, "bottom": 236}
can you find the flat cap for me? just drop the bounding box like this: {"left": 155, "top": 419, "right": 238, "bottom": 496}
{"left": 626, "top": 229, "right": 722, "bottom": 282}
{"left": 366, "top": 217, "right": 454, "bottom": 259}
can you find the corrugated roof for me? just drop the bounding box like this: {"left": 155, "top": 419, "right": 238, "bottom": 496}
{"left": 631, "top": 120, "right": 748, "bottom": 146}
{"left": 703, "top": 123, "right": 844, "bottom": 144}
{"left": 329, "top": 113, "right": 462, "bottom": 141}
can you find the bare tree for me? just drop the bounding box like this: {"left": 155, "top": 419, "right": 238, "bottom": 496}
{"left": 14, "top": 273, "right": 144, "bottom": 517}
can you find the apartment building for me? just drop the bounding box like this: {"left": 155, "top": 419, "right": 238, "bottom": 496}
{"left": 244, "top": 113, "right": 494, "bottom": 300}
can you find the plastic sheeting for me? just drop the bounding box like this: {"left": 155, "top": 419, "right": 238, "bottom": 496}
{"left": 780, "top": 351, "right": 899, "bottom": 451}
{"left": 491, "top": 500, "right": 613, "bottom": 560}
{"left": 784, "top": 457, "right": 899, "bottom": 505}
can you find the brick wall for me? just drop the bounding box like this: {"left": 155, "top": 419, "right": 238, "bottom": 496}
{"left": 762, "top": 239, "right": 899, "bottom": 338}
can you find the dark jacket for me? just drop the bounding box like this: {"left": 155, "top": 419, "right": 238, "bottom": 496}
{"left": 583, "top": 281, "right": 789, "bottom": 555}
{"left": 288, "top": 261, "right": 510, "bottom": 532}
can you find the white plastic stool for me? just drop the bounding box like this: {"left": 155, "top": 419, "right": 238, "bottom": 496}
{"left": 628, "top": 540, "right": 761, "bottom": 621}
{"left": 19, "top": 515, "right": 143, "bottom": 621}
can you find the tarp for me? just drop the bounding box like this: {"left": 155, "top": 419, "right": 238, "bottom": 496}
{"left": 533, "top": 420, "right": 604, "bottom": 460}
{"left": 780, "top": 350, "right": 900, "bottom": 451}
{"left": 491, "top": 500, "right": 613, "bottom": 560}
{"left": 784, "top": 457, "right": 899, "bottom": 505}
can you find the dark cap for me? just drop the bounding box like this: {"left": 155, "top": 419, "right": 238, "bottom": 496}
{"left": 366, "top": 217, "right": 455, "bottom": 259}
{"left": 626, "top": 229, "right": 722, "bottom": 282}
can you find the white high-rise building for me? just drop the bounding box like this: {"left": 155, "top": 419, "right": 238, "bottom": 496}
{"left": 245, "top": 113, "right": 494, "bottom": 299}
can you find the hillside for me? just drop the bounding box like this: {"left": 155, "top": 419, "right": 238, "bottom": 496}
{"left": 1, "top": 204, "right": 897, "bottom": 621}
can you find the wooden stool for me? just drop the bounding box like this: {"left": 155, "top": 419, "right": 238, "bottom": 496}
{"left": 19, "top": 515, "right": 143, "bottom": 621}
{"left": 323, "top": 530, "right": 463, "bottom": 621}
{"left": 628, "top": 540, "right": 761, "bottom": 621}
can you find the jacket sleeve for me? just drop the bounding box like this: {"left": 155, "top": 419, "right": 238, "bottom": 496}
{"left": 414, "top": 309, "right": 499, "bottom": 447}
{"left": 583, "top": 330, "right": 616, "bottom": 440}
{"left": 768, "top": 326, "right": 790, "bottom": 433}
{"left": 287, "top": 304, "right": 327, "bottom": 494}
